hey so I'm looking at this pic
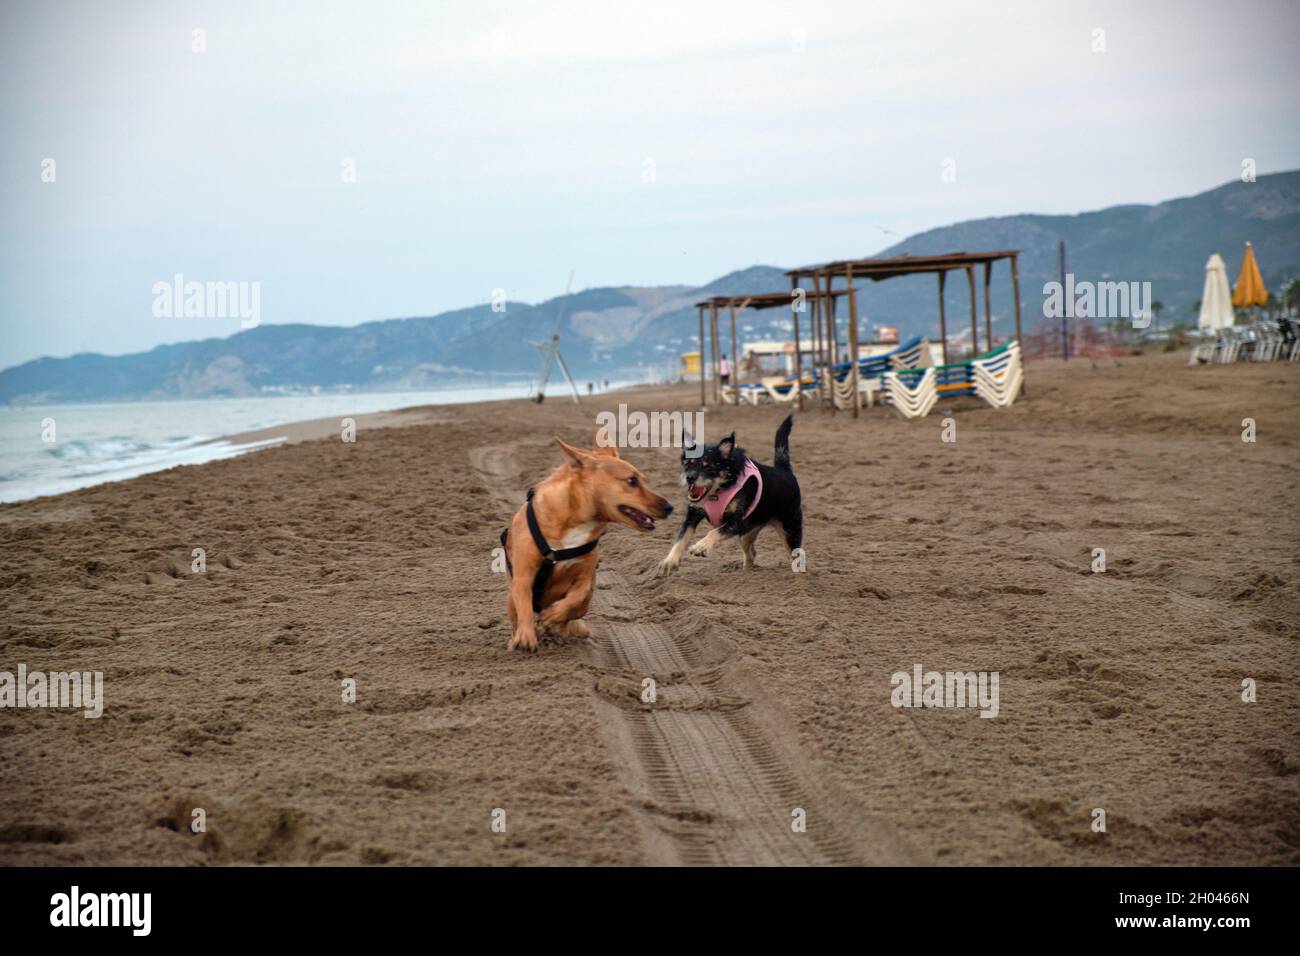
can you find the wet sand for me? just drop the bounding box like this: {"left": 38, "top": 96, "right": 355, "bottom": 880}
{"left": 217, "top": 404, "right": 448, "bottom": 447}
{"left": 1, "top": 353, "right": 1297, "bottom": 865}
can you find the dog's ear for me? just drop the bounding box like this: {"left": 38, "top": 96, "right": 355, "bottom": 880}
{"left": 555, "top": 437, "right": 594, "bottom": 469}
{"left": 717, "top": 432, "right": 736, "bottom": 459}
{"left": 591, "top": 431, "right": 621, "bottom": 458}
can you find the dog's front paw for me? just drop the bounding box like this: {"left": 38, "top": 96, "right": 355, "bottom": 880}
{"left": 688, "top": 540, "right": 712, "bottom": 557}
{"left": 507, "top": 628, "right": 539, "bottom": 653}
{"left": 537, "top": 606, "right": 565, "bottom": 631}
{"left": 656, "top": 556, "right": 680, "bottom": 576}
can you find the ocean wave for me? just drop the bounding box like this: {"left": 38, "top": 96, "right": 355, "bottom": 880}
{"left": 2, "top": 437, "right": 280, "bottom": 504}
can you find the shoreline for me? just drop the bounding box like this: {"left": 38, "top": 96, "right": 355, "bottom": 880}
{"left": 214, "top": 380, "right": 660, "bottom": 448}
{"left": 0, "top": 381, "right": 652, "bottom": 505}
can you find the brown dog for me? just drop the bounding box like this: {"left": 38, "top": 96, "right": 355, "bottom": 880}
{"left": 502, "top": 436, "right": 672, "bottom": 652}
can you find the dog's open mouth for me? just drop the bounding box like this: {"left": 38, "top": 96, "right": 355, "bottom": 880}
{"left": 618, "top": 505, "right": 656, "bottom": 530}
{"left": 687, "top": 485, "right": 708, "bottom": 503}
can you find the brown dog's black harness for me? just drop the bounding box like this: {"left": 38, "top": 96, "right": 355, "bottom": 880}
{"left": 500, "top": 488, "right": 599, "bottom": 613}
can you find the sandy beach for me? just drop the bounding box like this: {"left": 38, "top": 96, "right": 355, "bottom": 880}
{"left": 1, "top": 352, "right": 1297, "bottom": 866}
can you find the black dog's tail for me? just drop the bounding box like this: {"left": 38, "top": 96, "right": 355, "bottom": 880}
{"left": 773, "top": 414, "right": 794, "bottom": 471}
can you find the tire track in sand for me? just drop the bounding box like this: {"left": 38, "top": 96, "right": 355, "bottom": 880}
{"left": 472, "top": 442, "right": 907, "bottom": 865}
{"left": 592, "top": 570, "right": 853, "bottom": 864}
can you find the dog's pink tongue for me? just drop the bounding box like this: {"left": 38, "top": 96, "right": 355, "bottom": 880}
{"left": 691, "top": 485, "right": 707, "bottom": 498}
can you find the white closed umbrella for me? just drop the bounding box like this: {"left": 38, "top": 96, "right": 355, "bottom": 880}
{"left": 1198, "top": 253, "right": 1234, "bottom": 332}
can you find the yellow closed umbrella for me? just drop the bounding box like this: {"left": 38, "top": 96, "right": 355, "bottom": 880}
{"left": 1231, "top": 241, "right": 1268, "bottom": 308}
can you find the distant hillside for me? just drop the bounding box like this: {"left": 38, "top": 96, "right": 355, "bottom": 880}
{"left": 857, "top": 169, "right": 1300, "bottom": 343}
{"left": 4, "top": 171, "right": 1297, "bottom": 403}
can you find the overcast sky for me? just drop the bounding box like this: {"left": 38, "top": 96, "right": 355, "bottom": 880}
{"left": 2, "top": 0, "right": 1298, "bottom": 368}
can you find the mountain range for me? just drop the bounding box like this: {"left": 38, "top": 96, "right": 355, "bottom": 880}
{"left": 3, "top": 170, "right": 1297, "bottom": 404}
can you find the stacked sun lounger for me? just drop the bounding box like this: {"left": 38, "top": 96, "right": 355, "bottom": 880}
{"left": 830, "top": 336, "right": 927, "bottom": 380}
{"left": 830, "top": 370, "right": 879, "bottom": 409}
{"left": 881, "top": 342, "right": 1022, "bottom": 419}
{"left": 970, "top": 341, "right": 1023, "bottom": 407}
{"left": 829, "top": 336, "right": 929, "bottom": 410}
{"left": 880, "top": 367, "right": 937, "bottom": 419}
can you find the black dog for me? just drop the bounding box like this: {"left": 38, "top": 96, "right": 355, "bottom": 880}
{"left": 657, "top": 414, "right": 802, "bottom": 574}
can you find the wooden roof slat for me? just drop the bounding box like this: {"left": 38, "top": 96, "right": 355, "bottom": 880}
{"left": 785, "top": 250, "right": 1020, "bottom": 280}
{"left": 694, "top": 288, "right": 849, "bottom": 310}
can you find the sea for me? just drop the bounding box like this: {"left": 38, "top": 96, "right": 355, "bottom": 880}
{"left": 0, "top": 383, "right": 618, "bottom": 504}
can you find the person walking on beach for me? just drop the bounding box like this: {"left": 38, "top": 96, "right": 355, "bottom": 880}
{"left": 719, "top": 353, "right": 731, "bottom": 386}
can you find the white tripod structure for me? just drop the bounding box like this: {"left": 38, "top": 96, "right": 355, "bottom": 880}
{"left": 532, "top": 270, "right": 582, "bottom": 404}
{"left": 532, "top": 334, "right": 583, "bottom": 404}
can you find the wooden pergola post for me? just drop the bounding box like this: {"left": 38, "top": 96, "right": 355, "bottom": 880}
{"left": 1011, "top": 253, "right": 1025, "bottom": 396}
{"left": 826, "top": 278, "right": 839, "bottom": 367}
{"left": 983, "top": 261, "right": 993, "bottom": 352}
{"left": 847, "top": 265, "right": 860, "bottom": 419}
{"left": 697, "top": 304, "right": 706, "bottom": 406}
{"left": 734, "top": 297, "right": 751, "bottom": 388}
{"left": 809, "top": 271, "right": 823, "bottom": 403}
{"left": 937, "top": 271, "right": 949, "bottom": 365}
{"left": 709, "top": 301, "right": 721, "bottom": 404}
{"left": 965, "top": 265, "right": 978, "bottom": 358}
{"left": 826, "top": 274, "right": 837, "bottom": 413}
{"left": 729, "top": 303, "right": 738, "bottom": 394}
{"left": 789, "top": 275, "right": 804, "bottom": 411}
{"left": 706, "top": 304, "right": 714, "bottom": 403}
{"left": 826, "top": 273, "right": 837, "bottom": 416}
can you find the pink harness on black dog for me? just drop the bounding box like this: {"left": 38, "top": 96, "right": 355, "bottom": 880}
{"left": 702, "top": 458, "right": 763, "bottom": 527}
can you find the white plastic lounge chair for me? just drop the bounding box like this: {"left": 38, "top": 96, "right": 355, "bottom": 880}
{"left": 881, "top": 367, "right": 937, "bottom": 419}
